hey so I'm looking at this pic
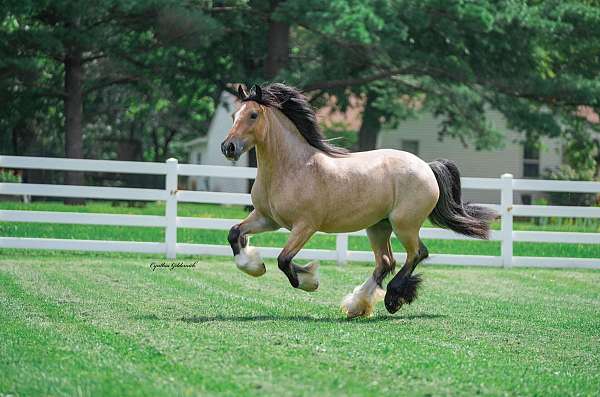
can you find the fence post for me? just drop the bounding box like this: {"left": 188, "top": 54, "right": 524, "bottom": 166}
{"left": 165, "top": 158, "right": 178, "bottom": 259}
{"left": 500, "top": 173, "right": 513, "bottom": 268}
{"left": 336, "top": 233, "right": 348, "bottom": 266}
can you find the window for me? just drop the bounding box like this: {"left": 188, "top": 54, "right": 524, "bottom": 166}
{"left": 401, "top": 140, "right": 419, "bottom": 156}
{"left": 195, "top": 152, "right": 202, "bottom": 164}
{"left": 523, "top": 162, "right": 539, "bottom": 178}
{"left": 523, "top": 140, "right": 540, "bottom": 178}
{"left": 524, "top": 143, "right": 539, "bottom": 160}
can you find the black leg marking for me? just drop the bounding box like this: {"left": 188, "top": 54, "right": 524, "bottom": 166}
{"left": 384, "top": 240, "right": 429, "bottom": 314}
{"left": 373, "top": 255, "right": 395, "bottom": 288}
{"left": 417, "top": 239, "right": 429, "bottom": 264}
{"left": 387, "top": 273, "right": 423, "bottom": 304}
{"left": 277, "top": 254, "right": 299, "bottom": 288}
{"left": 227, "top": 225, "right": 242, "bottom": 255}
{"left": 373, "top": 268, "right": 390, "bottom": 288}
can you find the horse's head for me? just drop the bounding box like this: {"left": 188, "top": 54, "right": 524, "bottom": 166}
{"left": 221, "top": 85, "right": 267, "bottom": 161}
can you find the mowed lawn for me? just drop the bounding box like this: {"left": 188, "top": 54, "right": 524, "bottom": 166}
{"left": 1, "top": 250, "right": 599, "bottom": 396}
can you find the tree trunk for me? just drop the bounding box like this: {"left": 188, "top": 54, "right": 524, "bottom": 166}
{"left": 12, "top": 119, "right": 45, "bottom": 192}
{"left": 358, "top": 92, "right": 382, "bottom": 151}
{"left": 264, "top": 17, "right": 290, "bottom": 79}
{"left": 64, "top": 43, "right": 85, "bottom": 205}
{"left": 247, "top": 0, "right": 290, "bottom": 193}
{"left": 12, "top": 119, "right": 35, "bottom": 156}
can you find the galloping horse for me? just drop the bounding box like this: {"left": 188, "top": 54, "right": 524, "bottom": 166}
{"left": 221, "top": 83, "right": 497, "bottom": 318}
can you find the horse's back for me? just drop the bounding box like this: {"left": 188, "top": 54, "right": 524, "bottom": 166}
{"left": 335, "top": 148, "right": 437, "bottom": 190}
{"left": 311, "top": 149, "right": 439, "bottom": 232}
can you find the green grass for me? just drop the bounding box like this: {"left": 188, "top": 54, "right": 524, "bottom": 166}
{"left": 0, "top": 250, "right": 599, "bottom": 396}
{"left": 1, "top": 201, "right": 599, "bottom": 259}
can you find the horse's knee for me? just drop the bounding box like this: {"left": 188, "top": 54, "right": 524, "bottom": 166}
{"left": 227, "top": 225, "right": 240, "bottom": 246}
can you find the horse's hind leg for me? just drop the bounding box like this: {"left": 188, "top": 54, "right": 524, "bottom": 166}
{"left": 384, "top": 227, "right": 429, "bottom": 314}
{"left": 341, "top": 220, "right": 395, "bottom": 319}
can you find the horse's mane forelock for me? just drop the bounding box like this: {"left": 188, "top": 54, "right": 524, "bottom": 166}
{"left": 242, "top": 83, "right": 348, "bottom": 156}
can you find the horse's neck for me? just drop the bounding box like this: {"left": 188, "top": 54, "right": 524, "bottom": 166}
{"left": 255, "top": 110, "right": 316, "bottom": 184}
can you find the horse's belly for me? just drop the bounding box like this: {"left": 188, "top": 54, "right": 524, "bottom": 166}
{"left": 318, "top": 196, "right": 391, "bottom": 233}
{"left": 318, "top": 217, "right": 385, "bottom": 234}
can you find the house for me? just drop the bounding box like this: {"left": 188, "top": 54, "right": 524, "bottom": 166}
{"left": 377, "top": 111, "right": 563, "bottom": 204}
{"left": 184, "top": 92, "right": 249, "bottom": 194}
{"left": 186, "top": 91, "right": 584, "bottom": 204}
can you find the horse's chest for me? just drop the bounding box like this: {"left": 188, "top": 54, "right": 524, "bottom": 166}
{"left": 251, "top": 182, "right": 297, "bottom": 230}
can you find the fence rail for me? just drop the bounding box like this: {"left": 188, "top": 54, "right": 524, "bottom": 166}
{"left": 1, "top": 155, "right": 599, "bottom": 269}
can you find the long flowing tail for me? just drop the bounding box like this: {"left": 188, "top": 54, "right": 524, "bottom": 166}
{"left": 428, "top": 159, "right": 498, "bottom": 239}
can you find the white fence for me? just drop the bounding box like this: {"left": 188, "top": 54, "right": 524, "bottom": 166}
{"left": 1, "top": 155, "right": 599, "bottom": 269}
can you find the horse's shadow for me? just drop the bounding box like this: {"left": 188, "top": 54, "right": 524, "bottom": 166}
{"left": 172, "top": 313, "right": 445, "bottom": 324}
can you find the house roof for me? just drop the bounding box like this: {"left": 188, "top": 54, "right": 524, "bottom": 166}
{"left": 185, "top": 89, "right": 599, "bottom": 152}
{"left": 316, "top": 94, "right": 425, "bottom": 131}
{"left": 578, "top": 106, "right": 599, "bottom": 124}
{"left": 316, "top": 95, "right": 364, "bottom": 131}
{"left": 317, "top": 97, "right": 600, "bottom": 131}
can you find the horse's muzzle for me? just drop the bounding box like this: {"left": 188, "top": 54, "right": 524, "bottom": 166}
{"left": 221, "top": 140, "right": 241, "bottom": 161}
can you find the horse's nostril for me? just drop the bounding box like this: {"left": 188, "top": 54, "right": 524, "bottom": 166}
{"left": 227, "top": 142, "right": 236, "bottom": 155}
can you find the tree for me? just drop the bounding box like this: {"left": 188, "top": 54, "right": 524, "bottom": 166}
{"left": 1, "top": 0, "right": 225, "bottom": 201}
{"left": 234, "top": 0, "right": 600, "bottom": 152}
{"left": 3, "top": 0, "right": 600, "bottom": 188}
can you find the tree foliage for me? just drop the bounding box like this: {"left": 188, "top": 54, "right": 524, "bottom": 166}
{"left": 0, "top": 0, "right": 223, "bottom": 160}
{"left": 2, "top": 0, "right": 600, "bottom": 184}
{"left": 281, "top": 0, "right": 600, "bottom": 152}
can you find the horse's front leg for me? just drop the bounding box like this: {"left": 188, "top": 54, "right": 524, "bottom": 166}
{"left": 228, "top": 210, "right": 278, "bottom": 277}
{"left": 277, "top": 225, "right": 319, "bottom": 292}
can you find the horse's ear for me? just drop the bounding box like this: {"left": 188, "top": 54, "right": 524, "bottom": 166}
{"left": 237, "top": 85, "right": 248, "bottom": 100}
{"left": 253, "top": 84, "right": 262, "bottom": 101}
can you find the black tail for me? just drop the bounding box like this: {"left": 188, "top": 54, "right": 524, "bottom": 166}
{"left": 428, "top": 159, "right": 498, "bottom": 239}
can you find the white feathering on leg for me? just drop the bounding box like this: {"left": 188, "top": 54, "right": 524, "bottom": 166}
{"left": 296, "top": 261, "right": 320, "bottom": 292}
{"left": 235, "top": 245, "right": 266, "bottom": 277}
{"left": 341, "top": 277, "right": 385, "bottom": 319}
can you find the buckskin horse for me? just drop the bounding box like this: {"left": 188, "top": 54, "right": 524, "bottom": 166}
{"left": 221, "top": 83, "right": 497, "bottom": 318}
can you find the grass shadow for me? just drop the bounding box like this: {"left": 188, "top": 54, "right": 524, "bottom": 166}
{"left": 176, "top": 313, "right": 446, "bottom": 324}
{"left": 133, "top": 314, "right": 161, "bottom": 321}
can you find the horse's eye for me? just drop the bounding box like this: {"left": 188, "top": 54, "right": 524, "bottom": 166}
{"left": 250, "top": 112, "right": 258, "bottom": 119}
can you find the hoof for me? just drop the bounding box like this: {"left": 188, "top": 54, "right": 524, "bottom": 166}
{"left": 296, "top": 261, "right": 319, "bottom": 292}
{"left": 383, "top": 291, "right": 403, "bottom": 314}
{"left": 235, "top": 246, "right": 266, "bottom": 277}
{"left": 385, "top": 274, "right": 423, "bottom": 314}
{"left": 341, "top": 292, "right": 374, "bottom": 319}
{"left": 341, "top": 278, "right": 385, "bottom": 319}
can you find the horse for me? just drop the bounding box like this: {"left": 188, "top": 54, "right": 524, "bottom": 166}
{"left": 221, "top": 83, "right": 497, "bottom": 318}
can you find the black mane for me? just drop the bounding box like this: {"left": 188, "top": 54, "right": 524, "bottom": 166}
{"left": 241, "top": 83, "right": 348, "bottom": 156}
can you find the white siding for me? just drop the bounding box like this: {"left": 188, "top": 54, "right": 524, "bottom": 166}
{"left": 378, "top": 111, "right": 563, "bottom": 204}
{"left": 188, "top": 146, "right": 209, "bottom": 191}
{"left": 187, "top": 92, "right": 249, "bottom": 193}
{"left": 539, "top": 136, "right": 563, "bottom": 175}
